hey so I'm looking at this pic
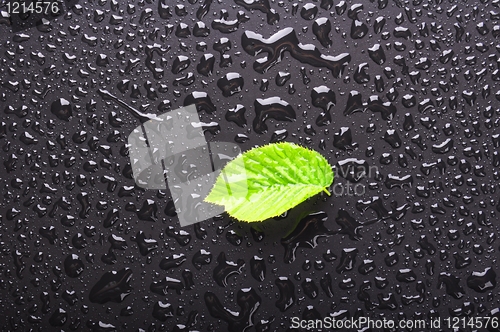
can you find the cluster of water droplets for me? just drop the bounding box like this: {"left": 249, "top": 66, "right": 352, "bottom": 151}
{"left": 1, "top": 0, "right": 500, "bottom": 330}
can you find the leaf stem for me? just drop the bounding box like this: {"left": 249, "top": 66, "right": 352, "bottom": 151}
{"left": 322, "top": 187, "right": 331, "bottom": 196}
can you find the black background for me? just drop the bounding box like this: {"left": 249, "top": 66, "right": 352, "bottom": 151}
{"left": 1, "top": 0, "right": 500, "bottom": 331}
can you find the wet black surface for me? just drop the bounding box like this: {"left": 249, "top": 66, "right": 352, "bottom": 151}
{"left": 1, "top": 0, "right": 500, "bottom": 331}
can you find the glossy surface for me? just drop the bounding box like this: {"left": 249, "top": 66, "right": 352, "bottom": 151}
{"left": 1, "top": 0, "right": 500, "bottom": 330}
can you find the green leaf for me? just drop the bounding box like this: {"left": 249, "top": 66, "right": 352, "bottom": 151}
{"left": 204, "top": 142, "right": 334, "bottom": 222}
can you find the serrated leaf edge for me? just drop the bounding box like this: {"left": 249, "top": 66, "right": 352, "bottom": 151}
{"left": 204, "top": 142, "right": 334, "bottom": 222}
